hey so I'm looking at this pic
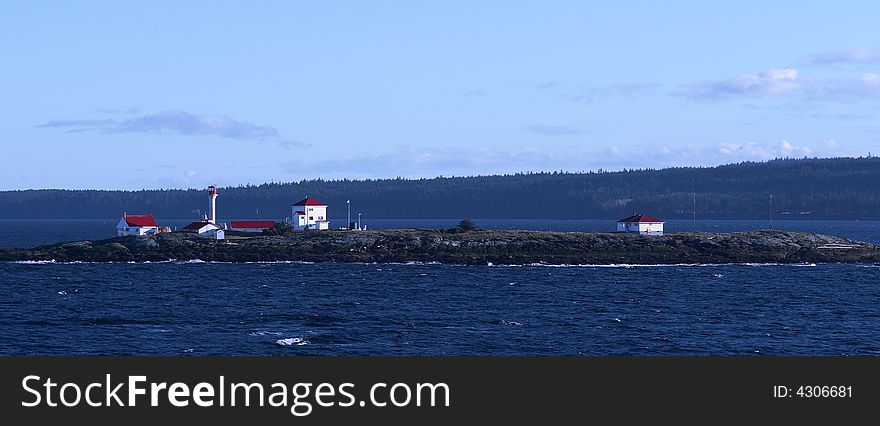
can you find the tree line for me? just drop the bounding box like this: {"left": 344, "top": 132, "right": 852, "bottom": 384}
{"left": 1, "top": 157, "right": 879, "bottom": 220}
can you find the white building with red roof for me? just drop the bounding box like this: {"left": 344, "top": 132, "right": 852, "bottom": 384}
{"left": 291, "top": 197, "right": 329, "bottom": 230}
{"left": 181, "top": 186, "right": 226, "bottom": 239}
{"left": 117, "top": 214, "right": 159, "bottom": 236}
{"left": 182, "top": 220, "right": 224, "bottom": 239}
{"left": 617, "top": 214, "right": 665, "bottom": 235}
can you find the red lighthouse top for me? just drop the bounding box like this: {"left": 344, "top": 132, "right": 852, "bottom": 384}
{"left": 208, "top": 185, "right": 218, "bottom": 196}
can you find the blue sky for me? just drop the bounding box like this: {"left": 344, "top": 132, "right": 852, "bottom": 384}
{"left": 2, "top": 1, "right": 879, "bottom": 190}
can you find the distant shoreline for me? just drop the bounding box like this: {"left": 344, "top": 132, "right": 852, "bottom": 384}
{"left": 1, "top": 229, "right": 878, "bottom": 266}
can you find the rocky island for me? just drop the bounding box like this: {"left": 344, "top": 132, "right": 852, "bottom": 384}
{"left": 1, "top": 229, "right": 879, "bottom": 265}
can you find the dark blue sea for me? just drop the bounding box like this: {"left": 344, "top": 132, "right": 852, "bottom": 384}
{"left": 1, "top": 219, "right": 878, "bottom": 355}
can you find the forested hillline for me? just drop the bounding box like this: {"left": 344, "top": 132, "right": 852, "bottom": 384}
{"left": 2, "top": 157, "right": 879, "bottom": 220}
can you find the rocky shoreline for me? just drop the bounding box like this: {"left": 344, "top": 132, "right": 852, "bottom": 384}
{"left": 1, "top": 229, "right": 879, "bottom": 265}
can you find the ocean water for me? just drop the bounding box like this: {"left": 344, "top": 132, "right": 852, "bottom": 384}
{"left": 0, "top": 219, "right": 879, "bottom": 355}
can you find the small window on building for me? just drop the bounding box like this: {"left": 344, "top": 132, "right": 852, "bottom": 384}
{"left": 309, "top": 216, "right": 314, "bottom": 220}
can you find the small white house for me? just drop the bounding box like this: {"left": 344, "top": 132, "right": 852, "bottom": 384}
{"left": 291, "top": 197, "right": 330, "bottom": 230}
{"left": 183, "top": 221, "right": 224, "bottom": 239}
{"left": 617, "top": 214, "right": 665, "bottom": 235}
{"left": 117, "top": 214, "right": 159, "bottom": 236}
{"left": 229, "top": 221, "right": 276, "bottom": 233}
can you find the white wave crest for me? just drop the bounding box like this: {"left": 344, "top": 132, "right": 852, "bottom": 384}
{"left": 249, "top": 331, "right": 282, "bottom": 337}
{"left": 276, "top": 337, "right": 310, "bottom": 346}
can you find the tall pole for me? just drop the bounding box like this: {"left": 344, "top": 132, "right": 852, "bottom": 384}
{"left": 358, "top": 213, "right": 361, "bottom": 230}
{"left": 691, "top": 174, "right": 696, "bottom": 226}
{"left": 769, "top": 194, "right": 773, "bottom": 229}
{"left": 347, "top": 199, "right": 351, "bottom": 230}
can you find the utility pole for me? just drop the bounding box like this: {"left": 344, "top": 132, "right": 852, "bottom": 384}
{"left": 358, "top": 212, "right": 362, "bottom": 231}
{"left": 691, "top": 175, "right": 696, "bottom": 225}
{"left": 769, "top": 194, "right": 773, "bottom": 229}
{"left": 347, "top": 199, "right": 351, "bottom": 230}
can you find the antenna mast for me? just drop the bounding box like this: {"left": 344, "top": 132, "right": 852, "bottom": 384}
{"left": 691, "top": 175, "right": 696, "bottom": 225}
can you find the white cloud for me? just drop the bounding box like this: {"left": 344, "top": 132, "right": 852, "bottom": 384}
{"left": 718, "top": 143, "right": 773, "bottom": 159}
{"left": 802, "top": 48, "right": 880, "bottom": 65}
{"left": 781, "top": 139, "right": 813, "bottom": 156}
{"left": 682, "top": 68, "right": 805, "bottom": 99}
{"left": 680, "top": 67, "right": 880, "bottom": 102}
{"left": 719, "top": 139, "right": 814, "bottom": 160}
{"left": 823, "top": 138, "right": 840, "bottom": 149}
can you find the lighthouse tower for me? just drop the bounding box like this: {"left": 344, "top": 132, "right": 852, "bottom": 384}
{"left": 207, "top": 185, "right": 219, "bottom": 224}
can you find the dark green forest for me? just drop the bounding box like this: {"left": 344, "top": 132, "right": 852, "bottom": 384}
{"left": 1, "top": 157, "right": 879, "bottom": 220}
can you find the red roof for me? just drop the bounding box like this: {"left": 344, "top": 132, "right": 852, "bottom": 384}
{"left": 230, "top": 220, "right": 276, "bottom": 229}
{"left": 183, "top": 221, "right": 213, "bottom": 230}
{"left": 292, "top": 197, "right": 326, "bottom": 206}
{"left": 123, "top": 214, "right": 158, "bottom": 227}
{"left": 617, "top": 214, "right": 663, "bottom": 223}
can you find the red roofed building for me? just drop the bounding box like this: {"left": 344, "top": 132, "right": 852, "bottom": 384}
{"left": 182, "top": 221, "right": 224, "bottom": 239}
{"left": 117, "top": 214, "right": 159, "bottom": 236}
{"left": 291, "top": 197, "right": 329, "bottom": 230}
{"left": 292, "top": 197, "right": 326, "bottom": 207}
{"left": 229, "top": 220, "right": 277, "bottom": 233}
{"left": 617, "top": 214, "right": 664, "bottom": 235}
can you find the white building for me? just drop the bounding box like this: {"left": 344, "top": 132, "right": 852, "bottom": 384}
{"left": 291, "top": 197, "right": 330, "bottom": 230}
{"left": 617, "top": 214, "right": 665, "bottom": 235}
{"left": 229, "top": 221, "right": 276, "bottom": 233}
{"left": 180, "top": 186, "right": 226, "bottom": 239}
{"left": 117, "top": 214, "right": 159, "bottom": 236}
{"left": 182, "top": 220, "right": 224, "bottom": 239}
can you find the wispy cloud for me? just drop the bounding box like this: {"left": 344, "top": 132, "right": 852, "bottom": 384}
{"left": 801, "top": 48, "right": 880, "bottom": 65}
{"left": 592, "top": 82, "right": 662, "bottom": 97}
{"left": 562, "top": 82, "right": 661, "bottom": 104}
{"left": 813, "top": 73, "right": 880, "bottom": 100}
{"left": 278, "top": 140, "right": 313, "bottom": 149}
{"left": 525, "top": 125, "right": 583, "bottom": 136}
{"left": 808, "top": 112, "right": 872, "bottom": 120}
{"left": 680, "top": 68, "right": 805, "bottom": 100}
{"left": 38, "top": 110, "right": 280, "bottom": 139}
{"left": 39, "top": 118, "right": 118, "bottom": 130}
{"left": 679, "top": 64, "right": 880, "bottom": 103}
{"left": 96, "top": 107, "right": 141, "bottom": 115}
{"left": 462, "top": 90, "right": 487, "bottom": 97}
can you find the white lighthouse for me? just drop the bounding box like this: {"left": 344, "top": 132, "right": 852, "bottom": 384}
{"left": 207, "top": 185, "right": 219, "bottom": 224}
